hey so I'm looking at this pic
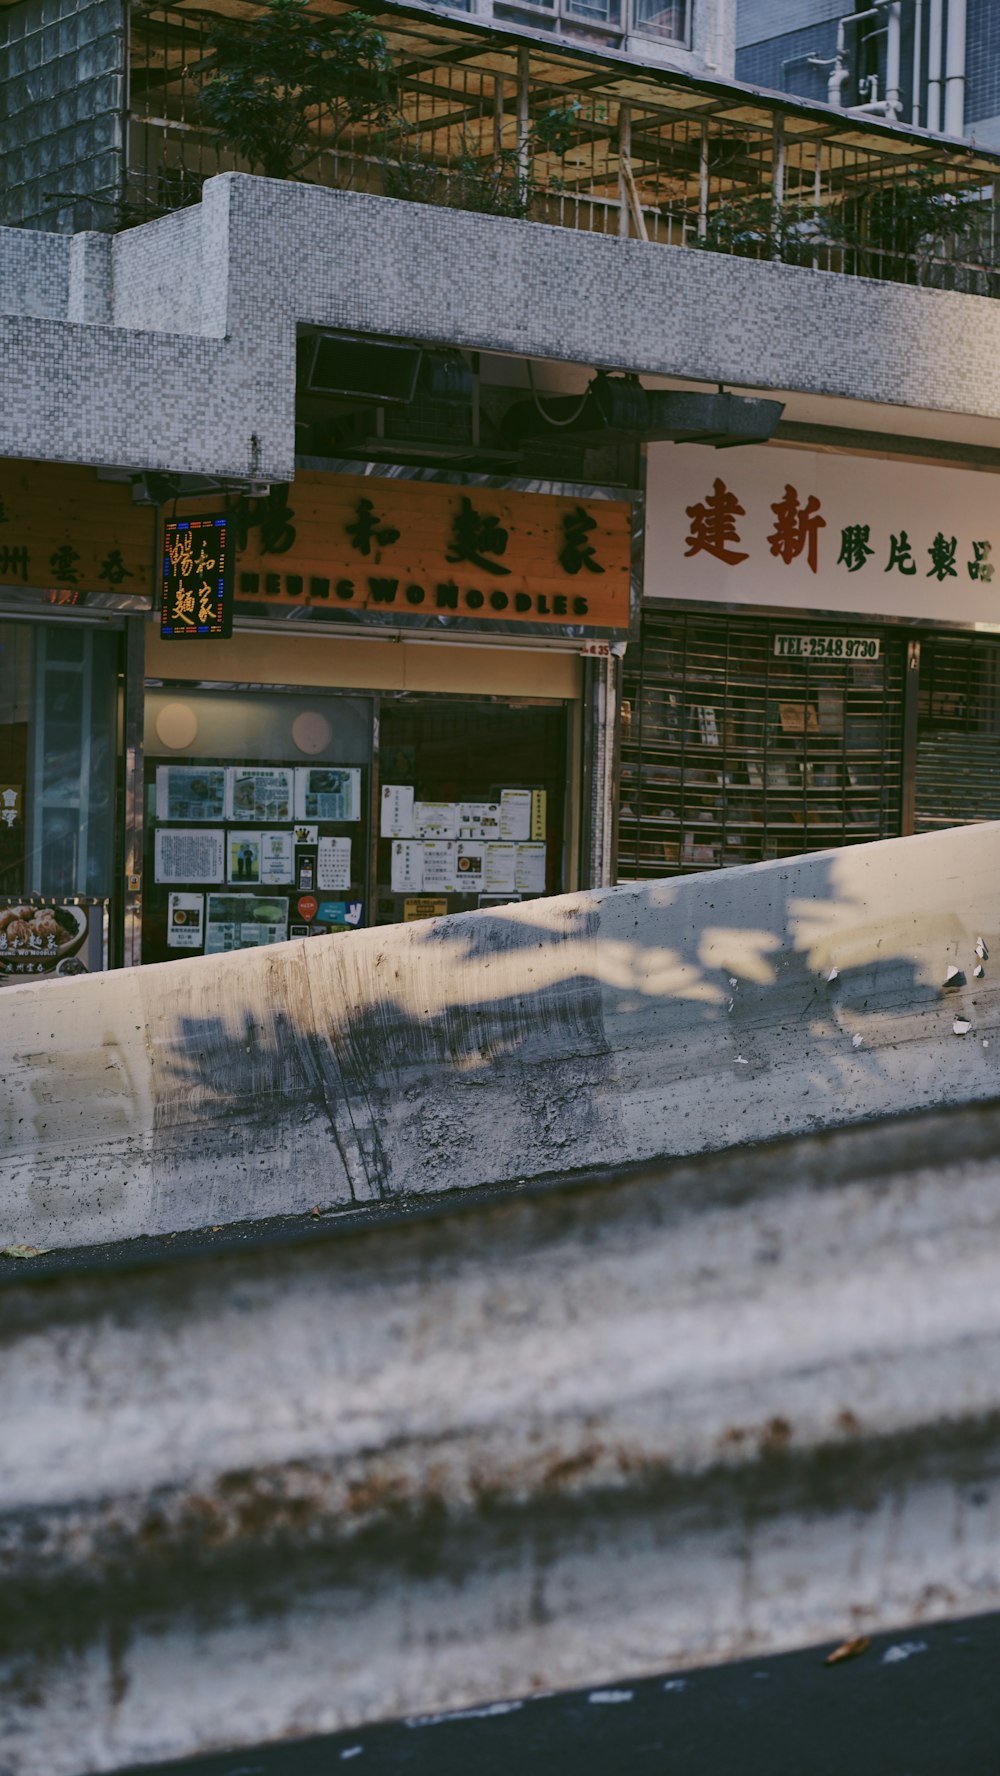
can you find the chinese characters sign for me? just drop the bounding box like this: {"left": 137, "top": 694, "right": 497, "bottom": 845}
{"left": 0, "top": 462, "right": 154, "bottom": 604}
{"left": 647, "top": 446, "right": 1000, "bottom": 627}
{"left": 185, "top": 473, "right": 632, "bottom": 635}
{"left": 160, "top": 515, "right": 232, "bottom": 640}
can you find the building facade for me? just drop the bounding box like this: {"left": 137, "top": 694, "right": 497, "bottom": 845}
{"left": 3, "top": 0, "right": 1000, "bottom": 980}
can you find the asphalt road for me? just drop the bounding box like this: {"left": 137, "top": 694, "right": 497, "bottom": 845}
{"left": 114, "top": 1611, "right": 1000, "bottom": 1775}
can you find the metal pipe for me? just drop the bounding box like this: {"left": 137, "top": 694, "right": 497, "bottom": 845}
{"left": 885, "top": 0, "right": 903, "bottom": 120}
{"left": 944, "top": 0, "right": 967, "bottom": 136}
{"left": 927, "top": 0, "right": 944, "bottom": 132}
{"left": 912, "top": 0, "right": 924, "bottom": 127}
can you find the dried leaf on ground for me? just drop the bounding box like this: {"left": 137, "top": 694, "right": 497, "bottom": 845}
{"left": 1, "top": 1243, "right": 52, "bottom": 1259}
{"left": 825, "top": 1635, "right": 871, "bottom": 1666}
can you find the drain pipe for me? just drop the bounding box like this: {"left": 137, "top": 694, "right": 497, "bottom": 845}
{"left": 827, "top": 15, "right": 850, "bottom": 107}
{"left": 885, "top": 1, "right": 902, "bottom": 121}
{"left": 944, "top": 0, "right": 967, "bottom": 137}
{"left": 912, "top": 0, "right": 923, "bottom": 127}
{"left": 926, "top": 0, "right": 943, "bottom": 132}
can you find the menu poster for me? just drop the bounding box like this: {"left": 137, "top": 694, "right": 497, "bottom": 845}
{"left": 380, "top": 784, "right": 415, "bottom": 838}
{"left": 205, "top": 893, "right": 289, "bottom": 954}
{"left": 422, "top": 841, "right": 456, "bottom": 892}
{"left": 391, "top": 840, "right": 424, "bottom": 893}
{"left": 317, "top": 835, "right": 352, "bottom": 891}
{"left": 155, "top": 828, "right": 224, "bottom": 885}
{"left": 414, "top": 802, "right": 458, "bottom": 840}
{"left": 295, "top": 767, "right": 361, "bottom": 823}
{"left": 227, "top": 832, "right": 262, "bottom": 885}
{"left": 499, "top": 789, "right": 532, "bottom": 841}
{"left": 167, "top": 892, "right": 204, "bottom": 949}
{"left": 455, "top": 842, "right": 484, "bottom": 891}
{"left": 515, "top": 842, "right": 547, "bottom": 894}
{"left": 227, "top": 767, "right": 293, "bottom": 824}
{"left": 484, "top": 842, "right": 517, "bottom": 894}
{"left": 457, "top": 802, "right": 501, "bottom": 839}
{"left": 155, "top": 767, "right": 226, "bottom": 823}
{"left": 261, "top": 830, "right": 293, "bottom": 886}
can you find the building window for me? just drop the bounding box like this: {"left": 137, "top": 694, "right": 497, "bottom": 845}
{"left": 494, "top": 0, "right": 688, "bottom": 46}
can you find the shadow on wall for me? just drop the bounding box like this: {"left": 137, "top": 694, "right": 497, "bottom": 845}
{"left": 147, "top": 836, "right": 987, "bottom": 1206}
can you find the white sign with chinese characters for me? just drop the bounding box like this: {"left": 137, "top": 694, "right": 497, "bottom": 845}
{"left": 645, "top": 443, "right": 1000, "bottom": 625}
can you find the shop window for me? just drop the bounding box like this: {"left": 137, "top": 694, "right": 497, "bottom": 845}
{"left": 141, "top": 685, "right": 372, "bottom": 964}
{"left": 376, "top": 698, "right": 568, "bottom": 923}
{"left": 915, "top": 637, "right": 1000, "bottom": 831}
{"left": 0, "top": 620, "right": 116, "bottom": 983}
{"left": 618, "top": 611, "right": 905, "bottom": 878}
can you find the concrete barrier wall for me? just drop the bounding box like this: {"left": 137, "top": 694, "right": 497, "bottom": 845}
{"left": 6, "top": 1097, "right": 1000, "bottom": 1773}
{"left": 3, "top": 823, "right": 999, "bottom": 1251}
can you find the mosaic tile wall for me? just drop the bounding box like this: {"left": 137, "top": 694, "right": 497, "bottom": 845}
{"left": 4, "top": 172, "right": 1000, "bottom": 483}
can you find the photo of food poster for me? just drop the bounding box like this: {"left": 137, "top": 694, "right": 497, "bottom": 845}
{"left": 295, "top": 767, "right": 361, "bottom": 822}
{"left": 455, "top": 842, "right": 484, "bottom": 891}
{"left": 414, "top": 802, "right": 457, "bottom": 840}
{"left": 227, "top": 832, "right": 261, "bottom": 884}
{"left": 421, "top": 841, "right": 456, "bottom": 892}
{"left": 155, "top": 767, "right": 227, "bottom": 823}
{"left": 390, "top": 840, "right": 423, "bottom": 893}
{"left": 260, "top": 831, "right": 293, "bottom": 886}
{"left": 155, "top": 828, "right": 225, "bottom": 885}
{"left": 204, "top": 894, "right": 289, "bottom": 954}
{"left": 316, "top": 835, "right": 351, "bottom": 891}
{"left": 227, "top": 767, "right": 294, "bottom": 824}
{"left": 167, "top": 892, "right": 204, "bottom": 950}
{"left": 515, "top": 842, "right": 547, "bottom": 894}
{"left": 484, "top": 842, "right": 517, "bottom": 894}
{"left": 0, "top": 899, "right": 100, "bottom": 982}
{"left": 380, "top": 784, "right": 415, "bottom": 837}
{"left": 499, "top": 789, "right": 532, "bottom": 840}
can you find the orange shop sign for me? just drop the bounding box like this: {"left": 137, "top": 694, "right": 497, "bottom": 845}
{"left": 228, "top": 473, "right": 633, "bottom": 634}
{"left": 0, "top": 462, "right": 154, "bottom": 602}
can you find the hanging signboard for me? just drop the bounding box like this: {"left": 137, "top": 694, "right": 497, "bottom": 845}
{"left": 204, "top": 472, "right": 632, "bottom": 636}
{"left": 0, "top": 463, "right": 154, "bottom": 606}
{"left": 160, "top": 514, "right": 232, "bottom": 640}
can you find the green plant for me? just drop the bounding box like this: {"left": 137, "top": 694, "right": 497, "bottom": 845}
{"left": 197, "top": 0, "right": 397, "bottom": 181}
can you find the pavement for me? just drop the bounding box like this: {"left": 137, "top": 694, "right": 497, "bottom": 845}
{"left": 109, "top": 1611, "right": 1000, "bottom": 1775}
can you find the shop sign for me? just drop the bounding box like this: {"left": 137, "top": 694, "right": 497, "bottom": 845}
{"left": 0, "top": 898, "right": 103, "bottom": 984}
{"left": 160, "top": 514, "right": 232, "bottom": 640}
{"left": 774, "top": 634, "right": 881, "bottom": 661}
{"left": 645, "top": 445, "right": 1000, "bottom": 627}
{"left": 0, "top": 463, "right": 154, "bottom": 604}
{"left": 216, "top": 472, "right": 631, "bottom": 634}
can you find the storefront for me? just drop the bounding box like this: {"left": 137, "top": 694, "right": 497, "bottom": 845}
{"left": 139, "top": 467, "right": 635, "bottom": 966}
{"left": 0, "top": 463, "right": 153, "bottom": 983}
{"left": 621, "top": 441, "right": 1000, "bottom": 881}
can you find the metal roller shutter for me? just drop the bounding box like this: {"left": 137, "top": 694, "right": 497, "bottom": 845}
{"left": 914, "top": 635, "right": 1000, "bottom": 832}
{"left": 618, "top": 609, "right": 905, "bottom": 879}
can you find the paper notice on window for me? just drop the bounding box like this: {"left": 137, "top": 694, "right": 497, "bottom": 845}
{"left": 154, "top": 827, "right": 224, "bottom": 885}
{"left": 500, "top": 789, "right": 532, "bottom": 840}
{"left": 156, "top": 766, "right": 226, "bottom": 823}
{"left": 317, "top": 835, "right": 352, "bottom": 891}
{"left": 530, "top": 789, "right": 547, "bottom": 840}
{"left": 485, "top": 842, "right": 517, "bottom": 894}
{"left": 414, "top": 801, "right": 458, "bottom": 840}
{"left": 205, "top": 893, "right": 289, "bottom": 955}
{"left": 380, "top": 784, "right": 415, "bottom": 838}
{"left": 227, "top": 767, "right": 293, "bottom": 824}
{"left": 260, "top": 830, "right": 293, "bottom": 886}
{"left": 391, "top": 840, "right": 424, "bottom": 893}
{"left": 515, "top": 842, "right": 547, "bottom": 894}
{"left": 167, "top": 892, "right": 204, "bottom": 949}
{"left": 421, "top": 841, "right": 456, "bottom": 892}
{"left": 454, "top": 841, "right": 484, "bottom": 891}
{"left": 227, "top": 831, "right": 262, "bottom": 885}
{"left": 295, "top": 766, "right": 361, "bottom": 822}
{"left": 457, "top": 802, "right": 501, "bottom": 839}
